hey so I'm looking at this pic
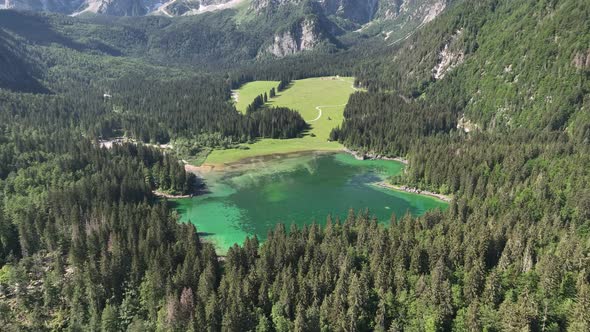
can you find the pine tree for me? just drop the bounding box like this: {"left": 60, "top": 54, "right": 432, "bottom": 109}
{"left": 205, "top": 294, "right": 221, "bottom": 332}
{"left": 256, "top": 312, "right": 272, "bottom": 332}
{"left": 119, "top": 284, "right": 140, "bottom": 329}
{"left": 101, "top": 303, "right": 119, "bottom": 332}
{"left": 294, "top": 303, "right": 306, "bottom": 332}
{"left": 568, "top": 278, "right": 590, "bottom": 331}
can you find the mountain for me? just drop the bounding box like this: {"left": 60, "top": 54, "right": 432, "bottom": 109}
{"left": 355, "top": 0, "right": 590, "bottom": 137}
{"left": 264, "top": 16, "right": 327, "bottom": 57}
{"left": 248, "top": 0, "right": 450, "bottom": 57}
{"left": 0, "top": 0, "right": 450, "bottom": 58}
{"left": 251, "top": 0, "right": 448, "bottom": 26}
{"left": 1, "top": 0, "right": 448, "bottom": 27}
{"left": 0, "top": 0, "right": 445, "bottom": 20}
{"left": 0, "top": 0, "right": 237, "bottom": 16}
{"left": 250, "top": 0, "right": 378, "bottom": 24}
{"left": 0, "top": 0, "right": 451, "bottom": 66}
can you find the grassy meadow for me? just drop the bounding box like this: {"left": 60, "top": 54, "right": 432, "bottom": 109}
{"left": 233, "top": 81, "right": 279, "bottom": 113}
{"left": 206, "top": 76, "right": 357, "bottom": 164}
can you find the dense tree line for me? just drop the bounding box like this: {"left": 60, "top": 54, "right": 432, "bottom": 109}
{"left": 0, "top": 74, "right": 308, "bottom": 148}
{"left": 321, "top": 0, "right": 590, "bottom": 330}
{"left": 331, "top": 92, "right": 459, "bottom": 156}
{"left": 4, "top": 194, "right": 589, "bottom": 331}
{"left": 251, "top": 107, "right": 308, "bottom": 139}
{"left": 0, "top": 119, "right": 213, "bottom": 331}
{"left": 111, "top": 76, "right": 307, "bottom": 144}
{"left": 277, "top": 79, "right": 290, "bottom": 92}
{"left": 246, "top": 94, "right": 266, "bottom": 115}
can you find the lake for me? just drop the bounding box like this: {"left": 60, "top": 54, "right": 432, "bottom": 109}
{"left": 173, "top": 152, "right": 447, "bottom": 253}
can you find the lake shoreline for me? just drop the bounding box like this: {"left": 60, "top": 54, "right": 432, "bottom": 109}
{"left": 189, "top": 149, "right": 342, "bottom": 174}
{"left": 184, "top": 149, "right": 449, "bottom": 204}
{"left": 344, "top": 148, "right": 408, "bottom": 164}
{"left": 193, "top": 147, "right": 407, "bottom": 175}
{"left": 153, "top": 190, "right": 193, "bottom": 199}
{"left": 373, "top": 181, "right": 452, "bottom": 203}
{"left": 174, "top": 152, "right": 448, "bottom": 253}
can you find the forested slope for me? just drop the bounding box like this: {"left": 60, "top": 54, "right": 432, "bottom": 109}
{"left": 327, "top": 0, "right": 590, "bottom": 329}
{"left": 0, "top": 27, "right": 46, "bottom": 92}
{"left": 354, "top": 0, "right": 590, "bottom": 135}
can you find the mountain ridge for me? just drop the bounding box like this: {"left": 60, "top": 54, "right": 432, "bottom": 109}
{"left": 0, "top": 0, "right": 450, "bottom": 60}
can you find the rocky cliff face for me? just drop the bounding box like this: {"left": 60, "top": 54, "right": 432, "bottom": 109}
{"left": 573, "top": 49, "right": 590, "bottom": 70}
{"left": 376, "top": 0, "right": 446, "bottom": 22}
{"left": 4, "top": 0, "right": 85, "bottom": 14}
{"left": 1, "top": 0, "right": 236, "bottom": 16}
{"left": 2, "top": 0, "right": 448, "bottom": 23}
{"left": 265, "top": 17, "right": 323, "bottom": 57}
{"left": 432, "top": 28, "right": 464, "bottom": 80}
{"left": 251, "top": 0, "right": 377, "bottom": 24}
{"left": 1, "top": 0, "right": 449, "bottom": 57}
{"left": 164, "top": 0, "right": 200, "bottom": 16}
{"left": 99, "top": 0, "right": 147, "bottom": 16}
{"left": 253, "top": 0, "right": 449, "bottom": 57}
{"left": 251, "top": 0, "right": 447, "bottom": 25}
{"left": 3, "top": 0, "right": 152, "bottom": 15}
{"left": 318, "top": 0, "right": 378, "bottom": 24}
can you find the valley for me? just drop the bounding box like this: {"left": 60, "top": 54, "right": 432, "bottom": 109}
{"left": 182, "top": 76, "right": 449, "bottom": 254}
{"left": 1, "top": 0, "right": 589, "bottom": 330}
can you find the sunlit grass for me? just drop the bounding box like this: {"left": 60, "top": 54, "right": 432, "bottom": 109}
{"left": 205, "top": 76, "right": 357, "bottom": 165}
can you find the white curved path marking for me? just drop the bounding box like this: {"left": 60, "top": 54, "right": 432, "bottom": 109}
{"left": 309, "top": 104, "right": 346, "bottom": 122}
{"left": 335, "top": 76, "right": 359, "bottom": 91}
{"left": 308, "top": 78, "right": 358, "bottom": 122}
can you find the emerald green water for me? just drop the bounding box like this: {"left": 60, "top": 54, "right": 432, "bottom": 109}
{"left": 173, "top": 152, "right": 447, "bottom": 253}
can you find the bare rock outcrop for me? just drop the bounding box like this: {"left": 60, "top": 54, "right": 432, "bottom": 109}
{"left": 573, "top": 49, "right": 590, "bottom": 69}
{"left": 432, "top": 29, "right": 465, "bottom": 80}
{"left": 266, "top": 18, "right": 323, "bottom": 57}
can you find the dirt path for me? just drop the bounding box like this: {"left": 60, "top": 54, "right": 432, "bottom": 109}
{"left": 309, "top": 104, "right": 346, "bottom": 122}
{"left": 306, "top": 77, "right": 357, "bottom": 122}
{"left": 335, "top": 76, "right": 359, "bottom": 91}
{"left": 309, "top": 76, "right": 353, "bottom": 122}
{"left": 311, "top": 107, "right": 322, "bottom": 122}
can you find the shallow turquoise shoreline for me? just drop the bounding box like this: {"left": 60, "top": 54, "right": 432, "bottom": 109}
{"left": 173, "top": 152, "right": 447, "bottom": 253}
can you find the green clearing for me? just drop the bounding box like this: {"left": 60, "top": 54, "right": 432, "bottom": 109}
{"left": 233, "top": 81, "right": 279, "bottom": 113}
{"left": 207, "top": 76, "right": 357, "bottom": 164}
